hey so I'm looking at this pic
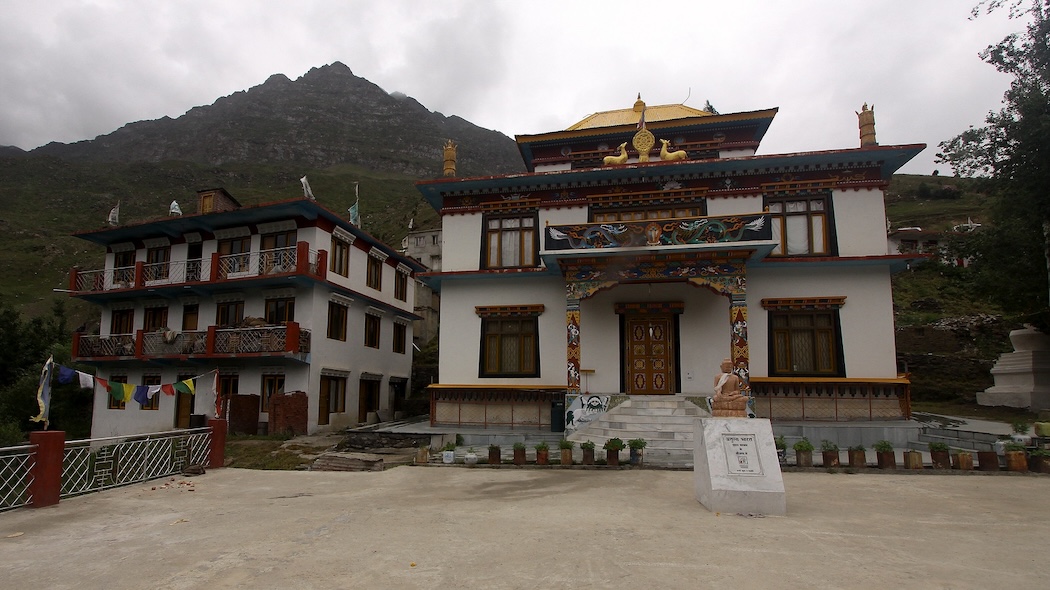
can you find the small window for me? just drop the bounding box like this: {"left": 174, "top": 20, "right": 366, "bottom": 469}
{"left": 261, "top": 374, "right": 284, "bottom": 413}
{"left": 331, "top": 237, "right": 350, "bottom": 277}
{"left": 770, "top": 310, "right": 843, "bottom": 376}
{"left": 393, "top": 323, "right": 407, "bottom": 354}
{"left": 107, "top": 375, "right": 128, "bottom": 410}
{"left": 143, "top": 307, "right": 168, "bottom": 332}
{"left": 367, "top": 256, "right": 383, "bottom": 290}
{"left": 327, "top": 302, "right": 347, "bottom": 341}
{"left": 765, "top": 195, "right": 832, "bottom": 256}
{"left": 182, "top": 304, "right": 199, "bottom": 331}
{"left": 480, "top": 317, "right": 539, "bottom": 377}
{"left": 113, "top": 251, "right": 135, "bottom": 287}
{"left": 365, "top": 314, "right": 381, "bottom": 348}
{"left": 394, "top": 271, "right": 408, "bottom": 302}
{"left": 215, "top": 301, "right": 244, "bottom": 327}
{"left": 140, "top": 375, "right": 161, "bottom": 410}
{"left": 144, "top": 246, "right": 170, "bottom": 281}
{"left": 265, "top": 298, "right": 295, "bottom": 324}
{"left": 484, "top": 214, "right": 537, "bottom": 269}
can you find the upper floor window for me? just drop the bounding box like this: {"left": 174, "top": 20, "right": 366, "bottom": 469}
{"left": 144, "top": 246, "right": 170, "bottom": 281}
{"left": 182, "top": 304, "right": 199, "bottom": 331}
{"left": 216, "top": 301, "right": 244, "bottom": 327}
{"left": 367, "top": 256, "right": 383, "bottom": 290}
{"left": 143, "top": 306, "right": 168, "bottom": 332}
{"left": 107, "top": 375, "right": 127, "bottom": 410}
{"left": 331, "top": 237, "right": 351, "bottom": 277}
{"left": 364, "top": 314, "right": 381, "bottom": 348}
{"left": 484, "top": 214, "right": 537, "bottom": 269}
{"left": 113, "top": 251, "right": 135, "bottom": 287}
{"left": 765, "top": 195, "right": 832, "bottom": 256}
{"left": 394, "top": 271, "right": 408, "bottom": 302}
{"left": 327, "top": 302, "right": 347, "bottom": 341}
{"left": 140, "top": 375, "right": 161, "bottom": 410}
{"left": 260, "top": 231, "right": 296, "bottom": 274}
{"left": 265, "top": 298, "right": 295, "bottom": 324}
{"left": 218, "top": 237, "right": 251, "bottom": 275}
{"left": 393, "top": 322, "right": 407, "bottom": 354}
{"left": 111, "top": 309, "right": 134, "bottom": 334}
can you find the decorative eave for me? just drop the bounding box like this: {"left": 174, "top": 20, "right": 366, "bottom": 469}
{"left": 415, "top": 144, "right": 926, "bottom": 212}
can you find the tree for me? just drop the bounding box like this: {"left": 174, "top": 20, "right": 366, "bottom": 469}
{"left": 937, "top": 1, "right": 1050, "bottom": 328}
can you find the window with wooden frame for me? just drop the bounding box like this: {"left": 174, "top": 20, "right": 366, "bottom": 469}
{"left": 217, "top": 236, "right": 251, "bottom": 275}
{"left": 113, "top": 250, "right": 135, "bottom": 286}
{"left": 393, "top": 322, "right": 407, "bottom": 354}
{"left": 260, "top": 230, "right": 296, "bottom": 274}
{"left": 367, "top": 255, "right": 383, "bottom": 290}
{"left": 764, "top": 194, "right": 833, "bottom": 256}
{"left": 144, "top": 246, "right": 170, "bottom": 281}
{"left": 330, "top": 237, "right": 351, "bottom": 277}
{"left": 483, "top": 214, "right": 537, "bottom": 269}
{"left": 265, "top": 298, "right": 295, "bottom": 324}
{"left": 217, "top": 374, "right": 239, "bottom": 417}
{"left": 261, "top": 374, "right": 284, "bottom": 413}
{"left": 394, "top": 271, "right": 408, "bottom": 301}
{"left": 321, "top": 375, "right": 346, "bottom": 416}
{"left": 764, "top": 298, "right": 846, "bottom": 377}
{"left": 215, "top": 301, "right": 244, "bottom": 327}
{"left": 143, "top": 306, "right": 168, "bottom": 332}
{"left": 476, "top": 305, "right": 544, "bottom": 378}
{"left": 140, "top": 375, "right": 161, "bottom": 410}
{"left": 111, "top": 308, "right": 134, "bottom": 335}
{"left": 327, "top": 301, "right": 348, "bottom": 341}
{"left": 107, "top": 375, "right": 127, "bottom": 410}
{"left": 182, "top": 304, "right": 199, "bottom": 331}
{"left": 364, "top": 314, "right": 381, "bottom": 349}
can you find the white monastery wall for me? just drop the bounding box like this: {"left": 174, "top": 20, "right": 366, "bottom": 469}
{"left": 832, "top": 188, "right": 890, "bottom": 256}
{"left": 440, "top": 213, "right": 482, "bottom": 272}
{"left": 706, "top": 195, "right": 764, "bottom": 217}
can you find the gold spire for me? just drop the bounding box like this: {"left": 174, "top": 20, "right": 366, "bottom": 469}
{"left": 442, "top": 139, "right": 457, "bottom": 177}
{"left": 857, "top": 103, "right": 877, "bottom": 147}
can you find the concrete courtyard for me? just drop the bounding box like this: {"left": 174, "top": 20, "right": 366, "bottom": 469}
{"left": 2, "top": 467, "right": 1048, "bottom": 589}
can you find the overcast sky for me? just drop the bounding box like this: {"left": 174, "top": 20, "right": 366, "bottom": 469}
{"left": 0, "top": 1, "right": 1027, "bottom": 175}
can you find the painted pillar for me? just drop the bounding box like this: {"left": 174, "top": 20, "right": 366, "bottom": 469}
{"left": 207, "top": 418, "right": 227, "bottom": 469}
{"left": 566, "top": 297, "right": 581, "bottom": 395}
{"left": 28, "top": 430, "right": 66, "bottom": 508}
{"left": 730, "top": 293, "right": 750, "bottom": 390}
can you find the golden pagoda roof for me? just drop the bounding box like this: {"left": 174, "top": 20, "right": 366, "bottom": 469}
{"left": 566, "top": 96, "right": 713, "bottom": 131}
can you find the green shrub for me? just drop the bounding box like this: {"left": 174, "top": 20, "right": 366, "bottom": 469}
{"left": 534, "top": 441, "right": 549, "bottom": 452}
{"left": 820, "top": 439, "right": 839, "bottom": 452}
{"left": 603, "top": 438, "right": 625, "bottom": 451}
{"left": 558, "top": 439, "right": 575, "bottom": 450}
{"left": 793, "top": 437, "right": 814, "bottom": 452}
{"left": 928, "top": 442, "right": 950, "bottom": 452}
{"left": 873, "top": 440, "right": 894, "bottom": 453}
{"left": 513, "top": 442, "right": 526, "bottom": 450}
{"left": 774, "top": 435, "right": 786, "bottom": 450}
{"left": 0, "top": 421, "right": 26, "bottom": 447}
{"left": 627, "top": 438, "right": 647, "bottom": 450}
{"left": 580, "top": 440, "right": 596, "bottom": 450}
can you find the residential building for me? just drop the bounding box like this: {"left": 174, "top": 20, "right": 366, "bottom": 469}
{"left": 69, "top": 189, "right": 424, "bottom": 437}
{"left": 416, "top": 97, "right": 924, "bottom": 430}
{"left": 402, "top": 227, "right": 442, "bottom": 346}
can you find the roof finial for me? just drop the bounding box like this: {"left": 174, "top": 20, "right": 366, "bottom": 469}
{"left": 857, "top": 103, "right": 877, "bottom": 147}
{"left": 633, "top": 93, "right": 645, "bottom": 112}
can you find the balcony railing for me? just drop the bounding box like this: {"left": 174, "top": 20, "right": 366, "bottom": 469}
{"left": 69, "top": 242, "right": 326, "bottom": 294}
{"left": 543, "top": 213, "right": 771, "bottom": 252}
{"left": 74, "top": 324, "right": 311, "bottom": 361}
{"left": 749, "top": 377, "right": 911, "bottom": 421}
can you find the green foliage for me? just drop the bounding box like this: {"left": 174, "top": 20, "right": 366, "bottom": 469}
{"left": 849, "top": 445, "right": 866, "bottom": 452}
{"left": 793, "top": 437, "right": 814, "bottom": 452}
{"left": 512, "top": 442, "right": 526, "bottom": 451}
{"left": 603, "top": 437, "right": 625, "bottom": 451}
{"left": 774, "top": 435, "right": 786, "bottom": 450}
{"left": 441, "top": 441, "right": 456, "bottom": 452}
{"left": 0, "top": 420, "right": 26, "bottom": 446}
{"left": 820, "top": 439, "right": 839, "bottom": 452}
{"left": 488, "top": 443, "right": 500, "bottom": 451}
{"left": 558, "top": 439, "right": 575, "bottom": 450}
{"left": 873, "top": 440, "right": 894, "bottom": 453}
{"left": 533, "top": 441, "right": 549, "bottom": 451}
{"left": 627, "top": 438, "right": 647, "bottom": 449}
{"left": 580, "top": 440, "right": 596, "bottom": 450}
{"left": 1004, "top": 441, "right": 1027, "bottom": 452}
{"left": 928, "top": 442, "right": 950, "bottom": 452}
{"left": 1011, "top": 420, "right": 1031, "bottom": 434}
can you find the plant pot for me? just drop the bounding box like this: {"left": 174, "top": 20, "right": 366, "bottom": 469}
{"left": 795, "top": 450, "right": 813, "bottom": 468}
{"left": 536, "top": 449, "right": 549, "bottom": 465}
{"left": 1030, "top": 455, "right": 1050, "bottom": 474}
{"left": 513, "top": 448, "right": 526, "bottom": 466}
{"left": 560, "top": 448, "right": 573, "bottom": 466}
{"left": 977, "top": 451, "right": 1000, "bottom": 471}
{"left": 951, "top": 452, "right": 973, "bottom": 471}
{"left": 464, "top": 451, "right": 478, "bottom": 466}
{"left": 930, "top": 450, "right": 952, "bottom": 470}
{"left": 847, "top": 450, "right": 866, "bottom": 469}
{"left": 876, "top": 451, "right": 896, "bottom": 469}
{"left": 822, "top": 451, "right": 840, "bottom": 468}
{"left": 415, "top": 447, "right": 430, "bottom": 465}
{"left": 606, "top": 449, "right": 620, "bottom": 467}
{"left": 582, "top": 448, "right": 595, "bottom": 465}
{"left": 442, "top": 450, "right": 456, "bottom": 464}
{"left": 629, "top": 448, "right": 643, "bottom": 467}
{"left": 488, "top": 447, "right": 501, "bottom": 465}
{"left": 776, "top": 448, "right": 786, "bottom": 463}
{"left": 903, "top": 450, "right": 923, "bottom": 469}
{"left": 1005, "top": 450, "right": 1028, "bottom": 472}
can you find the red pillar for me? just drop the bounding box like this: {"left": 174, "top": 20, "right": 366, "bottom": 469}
{"left": 295, "top": 241, "right": 310, "bottom": 274}
{"left": 68, "top": 267, "right": 79, "bottom": 291}
{"left": 28, "top": 430, "right": 66, "bottom": 508}
{"left": 285, "top": 322, "right": 300, "bottom": 353}
{"left": 133, "top": 261, "right": 145, "bottom": 288}
{"left": 207, "top": 418, "right": 227, "bottom": 469}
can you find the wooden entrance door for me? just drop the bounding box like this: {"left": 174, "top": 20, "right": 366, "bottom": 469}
{"left": 625, "top": 314, "right": 675, "bottom": 394}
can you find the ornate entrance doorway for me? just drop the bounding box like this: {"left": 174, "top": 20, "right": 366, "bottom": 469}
{"left": 624, "top": 313, "right": 675, "bottom": 394}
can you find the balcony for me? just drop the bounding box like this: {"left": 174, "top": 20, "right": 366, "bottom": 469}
{"left": 73, "top": 323, "right": 311, "bottom": 363}
{"left": 69, "top": 242, "right": 327, "bottom": 295}
{"left": 542, "top": 213, "right": 773, "bottom": 255}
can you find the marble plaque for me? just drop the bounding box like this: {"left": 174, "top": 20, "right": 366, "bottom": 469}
{"left": 694, "top": 418, "right": 786, "bottom": 516}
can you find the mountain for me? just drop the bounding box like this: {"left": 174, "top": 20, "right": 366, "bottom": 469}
{"left": 30, "top": 62, "right": 524, "bottom": 178}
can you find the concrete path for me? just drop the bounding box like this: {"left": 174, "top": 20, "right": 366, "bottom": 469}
{"left": 3, "top": 467, "right": 1048, "bottom": 589}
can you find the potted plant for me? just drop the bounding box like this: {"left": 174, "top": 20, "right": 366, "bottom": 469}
{"left": 903, "top": 449, "right": 923, "bottom": 469}
{"left": 951, "top": 449, "right": 974, "bottom": 471}
{"left": 847, "top": 445, "right": 866, "bottom": 469}
{"left": 928, "top": 442, "right": 951, "bottom": 469}
{"left": 581, "top": 440, "right": 596, "bottom": 465}
{"left": 820, "top": 439, "right": 840, "bottom": 468}
{"left": 775, "top": 436, "right": 787, "bottom": 463}
{"left": 513, "top": 442, "right": 526, "bottom": 466}
{"left": 1028, "top": 449, "right": 1050, "bottom": 473}
{"left": 793, "top": 437, "right": 814, "bottom": 468}
{"left": 558, "top": 439, "right": 575, "bottom": 466}
{"left": 488, "top": 443, "right": 501, "bottom": 465}
{"left": 873, "top": 440, "right": 896, "bottom": 469}
{"left": 1004, "top": 442, "right": 1028, "bottom": 472}
{"left": 977, "top": 448, "right": 1001, "bottom": 471}
{"left": 463, "top": 447, "right": 478, "bottom": 465}
{"left": 627, "top": 438, "right": 647, "bottom": 466}
{"left": 415, "top": 444, "right": 431, "bottom": 465}
{"left": 534, "top": 441, "right": 550, "bottom": 465}
{"left": 603, "top": 437, "right": 625, "bottom": 467}
{"left": 441, "top": 441, "right": 456, "bottom": 464}
{"left": 1011, "top": 420, "right": 1032, "bottom": 445}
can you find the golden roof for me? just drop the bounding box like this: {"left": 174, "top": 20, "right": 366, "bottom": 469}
{"left": 566, "top": 96, "right": 713, "bottom": 131}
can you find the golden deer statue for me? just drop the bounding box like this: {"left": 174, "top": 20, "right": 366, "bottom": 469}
{"left": 659, "top": 139, "right": 688, "bottom": 161}
{"left": 602, "top": 142, "right": 629, "bottom": 166}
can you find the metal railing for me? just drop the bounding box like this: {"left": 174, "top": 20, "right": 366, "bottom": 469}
{"left": 60, "top": 428, "right": 211, "bottom": 498}
{"left": 78, "top": 326, "right": 311, "bottom": 359}
{"left": 749, "top": 378, "right": 911, "bottom": 421}
{"left": 141, "top": 330, "right": 208, "bottom": 356}
{"left": 76, "top": 333, "right": 136, "bottom": 357}
{"left": 0, "top": 444, "right": 35, "bottom": 512}
{"left": 217, "top": 247, "right": 297, "bottom": 279}
{"left": 214, "top": 326, "right": 288, "bottom": 353}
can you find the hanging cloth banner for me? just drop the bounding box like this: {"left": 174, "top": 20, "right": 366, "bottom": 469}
{"left": 161, "top": 384, "right": 176, "bottom": 396}
{"left": 173, "top": 379, "right": 195, "bottom": 395}
{"left": 132, "top": 386, "right": 149, "bottom": 406}
{"left": 57, "top": 365, "right": 77, "bottom": 385}
{"left": 29, "top": 355, "right": 55, "bottom": 427}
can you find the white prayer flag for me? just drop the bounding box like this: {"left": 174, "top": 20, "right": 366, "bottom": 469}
{"left": 300, "top": 176, "right": 315, "bottom": 200}
{"left": 107, "top": 202, "right": 120, "bottom": 225}
{"left": 169, "top": 200, "right": 182, "bottom": 216}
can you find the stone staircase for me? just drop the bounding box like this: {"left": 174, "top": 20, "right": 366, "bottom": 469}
{"left": 566, "top": 395, "right": 708, "bottom": 467}
{"left": 913, "top": 427, "right": 1001, "bottom": 452}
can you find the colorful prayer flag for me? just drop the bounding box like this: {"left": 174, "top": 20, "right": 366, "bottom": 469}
{"left": 132, "top": 386, "right": 149, "bottom": 406}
